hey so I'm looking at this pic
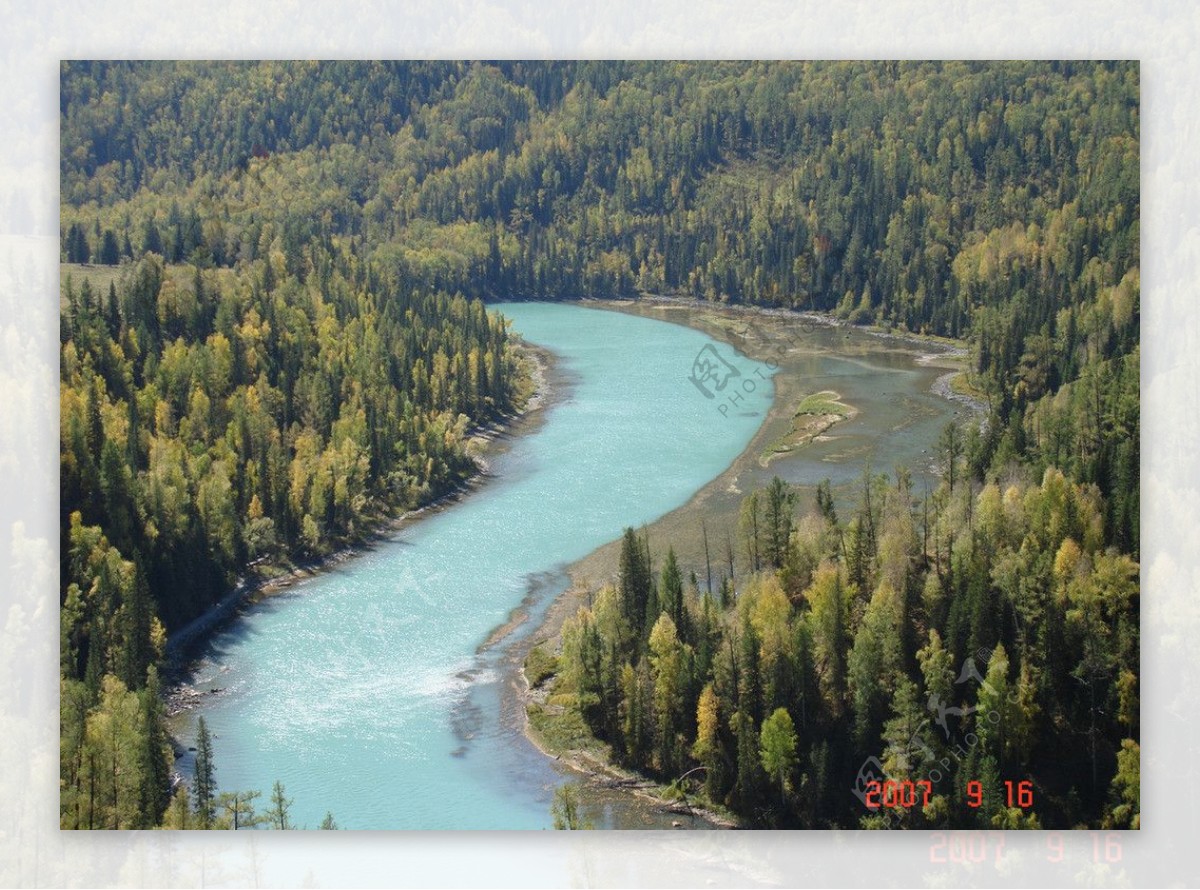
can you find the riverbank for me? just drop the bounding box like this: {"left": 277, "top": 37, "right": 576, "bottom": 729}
{"left": 624, "top": 293, "right": 988, "bottom": 417}
{"left": 523, "top": 675, "right": 740, "bottom": 829}
{"left": 163, "top": 295, "right": 974, "bottom": 827}
{"left": 516, "top": 294, "right": 975, "bottom": 649}
{"left": 510, "top": 296, "right": 977, "bottom": 826}
{"left": 163, "top": 337, "right": 557, "bottom": 714}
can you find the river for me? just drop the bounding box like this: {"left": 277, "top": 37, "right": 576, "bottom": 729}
{"left": 172, "top": 301, "right": 778, "bottom": 829}
{"left": 173, "top": 301, "right": 968, "bottom": 829}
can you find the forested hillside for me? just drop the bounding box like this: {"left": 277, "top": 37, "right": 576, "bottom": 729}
{"left": 59, "top": 61, "right": 1138, "bottom": 829}
{"left": 543, "top": 464, "right": 1138, "bottom": 827}
{"left": 59, "top": 247, "right": 523, "bottom": 826}
{"left": 61, "top": 60, "right": 1140, "bottom": 555}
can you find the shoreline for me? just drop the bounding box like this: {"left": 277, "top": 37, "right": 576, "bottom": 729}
{"left": 522, "top": 680, "right": 740, "bottom": 829}
{"left": 607, "top": 292, "right": 968, "bottom": 355}
{"left": 163, "top": 337, "right": 558, "bottom": 712}
{"left": 164, "top": 294, "right": 977, "bottom": 827}
{"left": 505, "top": 295, "right": 978, "bottom": 827}
{"left": 510, "top": 295, "right": 974, "bottom": 657}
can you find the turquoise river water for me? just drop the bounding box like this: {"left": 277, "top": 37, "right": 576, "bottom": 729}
{"left": 176, "top": 302, "right": 777, "bottom": 829}
{"left": 175, "top": 301, "right": 968, "bottom": 829}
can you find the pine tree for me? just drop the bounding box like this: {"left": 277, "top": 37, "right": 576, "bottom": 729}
{"left": 66, "top": 222, "right": 91, "bottom": 263}
{"left": 192, "top": 716, "right": 217, "bottom": 828}
{"left": 218, "top": 789, "right": 264, "bottom": 830}
{"left": 816, "top": 479, "right": 838, "bottom": 526}
{"left": 139, "top": 667, "right": 171, "bottom": 823}
{"left": 99, "top": 229, "right": 121, "bottom": 265}
{"left": 142, "top": 217, "right": 164, "bottom": 256}
{"left": 161, "top": 787, "right": 192, "bottom": 829}
{"left": 739, "top": 490, "right": 762, "bottom": 573}
{"left": 660, "top": 546, "right": 685, "bottom": 640}
{"left": 618, "top": 526, "right": 651, "bottom": 638}
{"left": 939, "top": 420, "right": 963, "bottom": 493}
{"left": 268, "top": 779, "right": 293, "bottom": 829}
{"left": 731, "top": 708, "right": 762, "bottom": 815}
{"left": 763, "top": 476, "right": 796, "bottom": 569}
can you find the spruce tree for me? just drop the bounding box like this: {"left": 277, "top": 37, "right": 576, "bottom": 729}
{"left": 660, "top": 546, "right": 685, "bottom": 641}
{"left": 139, "top": 666, "right": 171, "bottom": 824}
{"left": 763, "top": 476, "right": 796, "bottom": 569}
{"left": 192, "top": 716, "right": 216, "bottom": 828}
{"left": 268, "top": 779, "right": 293, "bottom": 829}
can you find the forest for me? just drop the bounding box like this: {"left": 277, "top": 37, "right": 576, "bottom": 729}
{"left": 543, "top": 462, "right": 1138, "bottom": 828}
{"left": 59, "top": 216, "right": 524, "bottom": 828}
{"left": 59, "top": 61, "right": 1138, "bottom": 828}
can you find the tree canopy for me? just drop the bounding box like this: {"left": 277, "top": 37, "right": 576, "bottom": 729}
{"left": 60, "top": 60, "right": 1138, "bottom": 830}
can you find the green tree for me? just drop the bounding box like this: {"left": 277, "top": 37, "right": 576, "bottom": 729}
{"left": 218, "top": 790, "right": 264, "bottom": 830}
{"left": 659, "top": 546, "right": 685, "bottom": 640}
{"left": 763, "top": 476, "right": 797, "bottom": 569}
{"left": 551, "top": 782, "right": 593, "bottom": 829}
{"left": 98, "top": 229, "right": 121, "bottom": 265}
{"left": 618, "top": 527, "right": 653, "bottom": 637}
{"left": 267, "top": 779, "right": 293, "bottom": 829}
{"left": 759, "top": 707, "right": 798, "bottom": 807}
{"left": 161, "top": 787, "right": 192, "bottom": 829}
{"left": 1105, "top": 739, "right": 1140, "bottom": 829}
{"left": 739, "top": 490, "right": 762, "bottom": 574}
{"left": 81, "top": 675, "right": 148, "bottom": 829}
{"left": 848, "top": 580, "right": 904, "bottom": 750}
{"left": 731, "top": 708, "right": 762, "bottom": 814}
{"left": 939, "top": 421, "right": 963, "bottom": 492}
{"left": 139, "top": 667, "right": 172, "bottom": 823}
{"left": 192, "top": 716, "right": 217, "bottom": 828}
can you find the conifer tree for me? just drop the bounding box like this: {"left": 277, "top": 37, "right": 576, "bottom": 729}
{"left": 192, "top": 716, "right": 217, "bottom": 829}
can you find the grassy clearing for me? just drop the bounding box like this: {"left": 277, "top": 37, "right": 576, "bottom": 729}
{"left": 526, "top": 697, "right": 610, "bottom": 759}
{"left": 948, "top": 370, "right": 989, "bottom": 403}
{"left": 524, "top": 643, "right": 559, "bottom": 688}
{"left": 762, "top": 390, "right": 854, "bottom": 463}
{"left": 60, "top": 262, "right": 125, "bottom": 296}
{"left": 794, "top": 390, "right": 851, "bottom": 418}
{"left": 60, "top": 261, "right": 205, "bottom": 307}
